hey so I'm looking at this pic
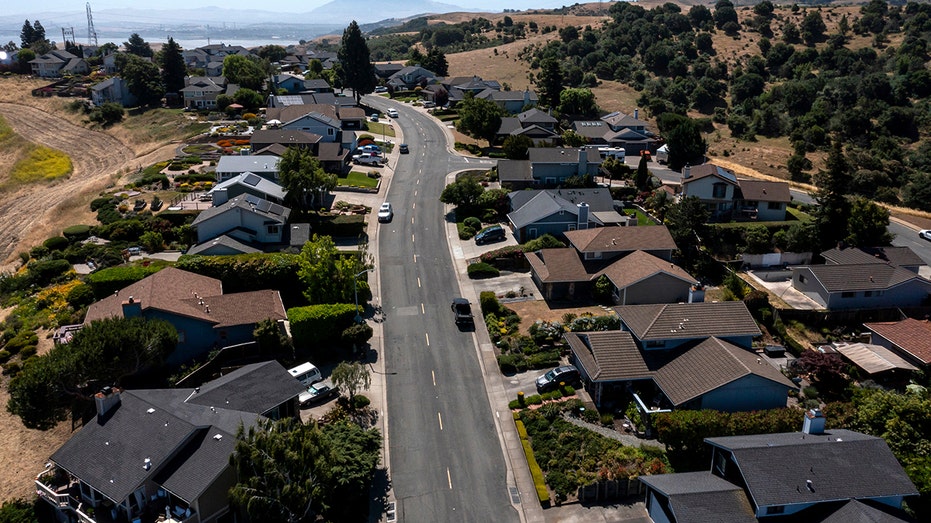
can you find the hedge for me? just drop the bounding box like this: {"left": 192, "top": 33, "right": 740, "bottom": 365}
{"left": 467, "top": 262, "right": 499, "bottom": 279}
{"left": 176, "top": 253, "right": 303, "bottom": 306}
{"left": 312, "top": 214, "right": 366, "bottom": 237}
{"left": 85, "top": 265, "right": 163, "bottom": 299}
{"left": 288, "top": 303, "right": 357, "bottom": 347}
{"left": 43, "top": 236, "right": 69, "bottom": 251}
{"left": 26, "top": 259, "right": 72, "bottom": 287}
{"left": 516, "top": 419, "right": 550, "bottom": 505}
{"left": 62, "top": 224, "right": 92, "bottom": 241}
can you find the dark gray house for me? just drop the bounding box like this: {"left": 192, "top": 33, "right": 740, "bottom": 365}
{"left": 507, "top": 187, "right": 625, "bottom": 242}
{"left": 497, "top": 148, "right": 603, "bottom": 189}
{"left": 791, "top": 261, "right": 931, "bottom": 310}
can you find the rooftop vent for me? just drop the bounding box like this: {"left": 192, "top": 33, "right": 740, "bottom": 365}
{"left": 144, "top": 458, "right": 151, "bottom": 471}
{"left": 213, "top": 434, "right": 223, "bottom": 441}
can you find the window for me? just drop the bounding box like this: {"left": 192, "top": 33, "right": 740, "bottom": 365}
{"left": 798, "top": 274, "right": 807, "bottom": 284}
{"left": 645, "top": 340, "right": 665, "bottom": 349}
{"left": 327, "top": 128, "right": 334, "bottom": 135}
{"left": 864, "top": 291, "right": 873, "bottom": 297}
{"left": 766, "top": 506, "right": 785, "bottom": 515}
{"left": 713, "top": 451, "right": 726, "bottom": 476}
{"left": 177, "top": 331, "right": 186, "bottom": 343}
{"left": 841, "top": 291, "right": 855, "bottom": 298}
{"left": 268, "top": 225, "right": 280, "bottom": 235}
{"left": 768, "top": 201, "right": 783, "bottom": 210}
{"left": 712, "top": 183, "right": 727, "bottom": 198}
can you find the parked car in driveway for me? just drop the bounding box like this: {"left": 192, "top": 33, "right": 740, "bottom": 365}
{"left": 299, "top": 379, "right": 339, "bottom": 407}
{"left": 374, "top": 86, "right": 388, "bottom": 93}
{"left": 370, "top": 114, "right": 380, "bottom": 122}
{"left": 475, "top": 225, "right": 506, "bottom": 245}
{"left": 535, "top": 365, "right": 580, "bottom": 393}
{"left": 920, "top": 230, "right": 931, "bottom": 241}
{"left": 353, "top": 153, "right": 382, "bottom": 165}
{"left": 378, "top": 202, "right": 394, "bottom": 222}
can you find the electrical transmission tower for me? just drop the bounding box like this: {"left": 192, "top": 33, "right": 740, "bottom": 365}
{"left": 62, "top": 27, "right": 76, "bottom": 48}
{"left": 86, "top": 3, "right": 98, "bottom": 47}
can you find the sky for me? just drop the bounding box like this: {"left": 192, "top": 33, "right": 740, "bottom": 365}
{"left": 2, "top": 0, "right": 575, "bottom": 16}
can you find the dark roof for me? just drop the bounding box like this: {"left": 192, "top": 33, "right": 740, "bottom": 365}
{"left": 652, "top": 338, "right": 796, "bottom": 405}
{"left": 250, "top": 129, "right": 322, "bottom": 146}
{"left": 613, "top": 301, "right": 761, "bottom": 342}
{"left": 565, "top": 225, "right": 677, "bottom": 254}
{"left": 596, "top": 250, "right": 697, "bottom": 290}
{"left": 864, "top": 318, "right": 931, "bottom": 365}
{"left": 602, "top": 110, "right": 649, "bottom": 129}
{"left": 509, "top": 188, "right": 615, "bottom": 213}
{"left": 152, "top": 427, "right": 237, "bottom": 503}
{"left": 192, "top": 196, "right": 290, "bottom": 227}
{"left": 316, "top": 142, "right": 347, "bottom": 162}
{"left": 508, "top": 191, "right": 589, "bottom": 229}
{"left": 737, "top": 179, "right": 791, "bottom": 203}
{"left": 682, "top": 163, "right": 738, "bottom": 185}
{"left": 640, "top": 472, "right": 756, "bottom": 523}
{"left": 811, "top": 499, "right": 916, "bottom": 523}
{"left": 496, "top": 160, "right": 532, "bottom": 183}
{"left": 803, "top": 263, "right": 926, "bottom": 292}
{"left": 497, "top": 117, "right": 523, "bottom": 135}
{"left": 572, "top": 120, "right": 611, "bottom": 140}
{"left": 186, "top": 235, "right": 261, "bottom": 256}
{"left": 518, "top": 108, "right": 557, "bottom": 125}
{"left": 565, "top": 331, "right": 650, "bottom": 381}
{"left": 529, "top": 147, "right": 602, "bottom": 165}
{"left": 525, "top": 249, "right": 588, "bottom": 283}
{"left": 821, "top": 246, "right": 925, "bottom": 268}
{"left": 706, "top": 430, "right": 919, "bottom": 507}
{"left": 189, "top": 361, "right": 306, "bottom": 415}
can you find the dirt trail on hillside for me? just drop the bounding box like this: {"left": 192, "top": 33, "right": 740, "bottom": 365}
{"left": 0, "top": 102, "right": 135, "bottom": 268}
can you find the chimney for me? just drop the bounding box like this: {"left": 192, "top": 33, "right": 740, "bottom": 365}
{"left": 577, "top": 203, "right": 590, "bottom": 230}
{"left": 683, "top": 164, "right": 691, "bottom": 179}
{"left": 634, "top": 108, "right": 639, "bottom": 120}
{"left": 95, "top": 386, "right": 121, "bottom": 421}
{"left": 122, "top": 297, "right": 142, "bottom": 318}
{"left": 802, "top": 408, "right": 825, "bottom": 435}
{"left": 578, "top": 148, "right": 588, "bottom": 176}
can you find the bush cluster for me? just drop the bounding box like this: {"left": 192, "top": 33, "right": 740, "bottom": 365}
{"left": 515, "top": 418, "right": 550, "bottom": 505}
{"left": 467, "top": 262, "right": 499, "bottom": 279}
{"left": 287, "top": 303, "right": 357, "bottom": 347}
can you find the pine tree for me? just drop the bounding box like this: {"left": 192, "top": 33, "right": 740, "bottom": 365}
{"left": 536, "top": 57, "right": 563, "bottom": 108}
{"left": 813, "top": 140, "right": 851, "bottom": 250}
{"left": 160, "top": 37, "right": 186, "bottom": 94}
{"left": 124, "top": 33, "right": 153, "bottom": 58}
{"left": 19, "top": 20, "right": 34, "bottom": 49}
{"left": 337, "top": 21, "right": 376, "bottom": 103}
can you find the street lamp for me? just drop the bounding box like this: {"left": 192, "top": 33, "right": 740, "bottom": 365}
{"left": 354, "top": 268, "right": 375, "bottom": 323}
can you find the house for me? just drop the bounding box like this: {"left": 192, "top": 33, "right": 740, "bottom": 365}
{"left": 29, "top": 50, "right": 89, "bottom": 78}
{"left": 270, "top": 74, "right": 334, "bottom": 95}
{"left": 83, "top": 267, "right": 287, "bottom": 363}
{"left": 387, "top": 65, "right": 436, "bottom": 90}
{"left": 791, "top": 256, "right": 931, "bottom": 310}
{"left": 614, "top": 301, "right": 762, "bottom": 350}
{"left": 374, "top": 62, "right": 404, "bottom": 79}
{"left": 864, "top": 317, "right": 931, "bottom": 368}
{"left": 90, "top": 76, "right": 137, "bottom": 107}
{"left": 822, "top": 245, "right": 926, "bottom": 273}
{"left": 528, "top": 248, "right": 697, "bottom": 303}
{"left": 565, "top": 225, "right": 678, "bottom": 262}
{"left": 680, "top": 164, "right": 792, "bottom": 221}
{"left": 829, "top": 341, "right": 917, "bottom": 379}
{"left": 565, "top": 331, "right": 794, "bottom": 411}
{"left": 36, "top": 361, "right": 305, "bottom": 523}
{"left": 180, "top": 76, "right": 238, "bottom": 110}
{"left": 273, "top": 106, "right": 343, "bottom": 143}
{"left": 497, "top": 148, "right": 602, "bottom": 189}
{"left": 569, "top": 109, "right": 656, "bottom": 155}
{"left": 507, "top": 188, "right": 626, "bottom": 242}
{"left": 496, "top": 107, "right": 559, "bottom": 145}
{"left": 192, "top": 195, "right": 290, "bottom": 246}
{"left": 640, "top": 411, "right": 918, "bottom": 522}
{"left": 250, "top": 129, "right": 322, "bottom": 152}
{"left": 185, "top": 235, "right": 262, "bottom": 256}
{"left": 475, "top": 88, "right": 538, "bottom": 114}
{"left": 215, "top": 155, "right": 280, "bottom": 182}
{"left": 208, "top": 172, "right": 288, "bottom": 206}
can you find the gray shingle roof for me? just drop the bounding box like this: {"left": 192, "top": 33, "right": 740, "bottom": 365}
{"left": 191, "top": 196, "right": 290, "bottom": 227}
{"left": 822, "top": 246, "right": 925, "bottom": 268}
{"left": 509, "top": 188, "right": 615, "bottom": 213}
{"left": 565, "top": 225, "right": 677, "bottom": 254}
{"left": 152, "top": 427, "right": 237, "bottom": 503}
{"left": 215, "top": 155, "right": 280, "bottom": 174}
{"left": 496, "top": 160, "right": 532, "bottom": 183}
{"left": 805, "top": 263, "right": 926, "bottom": 292}
{"left": 529, "top": 147, "right": 602, "bottom": 165}
{"left": 507, "top": 191, "right": 580, "bottom": 229}
{"left": 518, "top": 108, "right": 557, "bottom": 125}
{"left": 640, "top": 472, "right": 756, "bottom": 523}
{"left": 613, "top": 301, "right": 761, "bottom": 342}
{"left": 210, "top": 172, "right": 288, "bottom": 201}
{"left": 186, "top": 235, "right": 261, "bottom": 256}
{"left": 565, "top": 331, "right": 651, "bottom": 381}
{"left": 706, "top": 430, "right": 918, "bottom": 507}
{"left": 813, "top": 499, "right": 915, "bottom": 523}
{"left": 737, "top": 179, "right": 791, "bottom": 203}
{"left": 189, "top": 360, "right": 305, "bottom": 414}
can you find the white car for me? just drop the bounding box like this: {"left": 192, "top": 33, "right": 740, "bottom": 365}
{"left": 378, "top": 202, "right": 394, "bottom": 222}
{"left": 386, "top": 109, "right": 399, "bottom": 118}
{"left": 352, "top": 153, "right": 382, "bottom": 165}
{"left": 920, "top": 230, "right": 931, "bottom": 241}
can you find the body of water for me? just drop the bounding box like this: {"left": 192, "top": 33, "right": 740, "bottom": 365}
{"left": 0, "top": 32, "right": 311, "bottom": 51}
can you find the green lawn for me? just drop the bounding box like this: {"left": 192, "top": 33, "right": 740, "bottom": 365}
{"left": 365, "top": 121, "right": 395, "bottom": 138}
{"left": 624, "top": 208, "right": 657, "bottom": 226}
{"left": 338, "top": 171, "right": 379, "bottom": 188}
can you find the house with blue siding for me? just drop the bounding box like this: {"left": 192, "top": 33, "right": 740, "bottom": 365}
{"left": 613, "top": 301, "right": 761, "bottom": 351}
{"left": 641, "top": 412, "right": 918, "bottom": 522}
{"left": 497, "top": 148, "right": 603, "bottom": 189}
{"left": 83, "top": 267, "right": 286, "bottom": 364}
{"left": 507, "top": 187, "right": 626, "bottom": 242}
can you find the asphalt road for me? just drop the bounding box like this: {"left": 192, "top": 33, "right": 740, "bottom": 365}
{"left": 364, "top": 96, "right": 517, "bottom": 522}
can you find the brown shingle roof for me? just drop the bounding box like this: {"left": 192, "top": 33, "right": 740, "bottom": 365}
{"left": 525, "top": 249, "right": 587, "bottom": 283}
{"left": 565, "top": 331, "right": 651, "bottom": 382}
{"left": 565, "top": 225, "right": 677, "bottom": 254}
{"left": 186, "top": 289, "right": 286, "bottom": 328}
{"left": 613, "top": 301, "right": 761, "bottom": 342}
{"left": 864, "top": 318, "right": 931, "bottom": 365}
{"left": 266, "top": 103, "right": 339, "bottom": 124}
{"left": 596, "top": 250, "right": 696, "bottom": 290}
{"left": 653, "top": 338, "right": 796, "bottom": 405}
{"left": 736, "top": 179, "right": 791, "bottom": 203}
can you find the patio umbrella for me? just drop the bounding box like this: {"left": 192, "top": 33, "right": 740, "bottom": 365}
{"left": 227, "top": 103, "right": 244, "bottom": 109}
{"left": 267, "top": 119, "right": 282, "bottom": 126}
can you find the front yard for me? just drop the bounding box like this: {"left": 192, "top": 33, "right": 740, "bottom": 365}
{"left": 337, "top": 171, "right": 379, "bottom": 189}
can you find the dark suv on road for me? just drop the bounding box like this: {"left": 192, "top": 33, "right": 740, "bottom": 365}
{"left": 535, "top": 365, "right": 580, "bottom": 393}
{"left": 451, "top": 298, "right": 473, "bottom": 325}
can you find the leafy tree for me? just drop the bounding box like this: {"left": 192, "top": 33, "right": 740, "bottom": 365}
{"left": 254, "top": 318, "right": 293, "bottom": 357}
{"left": 0, "top": 499, "right": 37, "bottom": 522}
{"left": 297, "top": 234, "right": 371, "bottom": 305}
{"left": 783, "top": 22, "right": 801, "bottom": 44}
{"left": 139, "top": 231, "right": 164, "bottom": 253}
{"left": 688, "top": 5, "right": 713, "bottom": 30}
{"left": 14, "top": 47, "right": 34, "bottom": 73}
{"left": 800, "top": 10, "right": 827, "bottom": 45}
{"left": 341, "top": 323, "right": 373, "bottom": 350}
{"left": 559, "top": 25, "right": 579, "bottom": 43}
{"left": 439, "top": 176, "right": 484, "bottom": 209}
{"left": 233, "top": 88, "right": 264, "bottom": 110}
{"left": 330, "top": 361, "right": 371, "bottom": 402}
{"left": 904, "top": 173, "right": 931, "bottom": 212}
{"left": 657, "top": 113, "right": 706, "bottom": 170}
{"left": 713, "top": 1, "right": 738, "bottom": 30}
{"left": 422, "top": 47, "right": 448, "bottom": 76}
{"left": 794, "top": 350, "right": 847, "bottom": 398}
{"left": 159, "top": 37, "right": 186, "bottom": 94}
{"left": 503, "top": 135, "right": 532, "bottom": 159}
{"left": 7, "top": 317, "right": 177, "bottom": 429}
{"left": 222, "top": 54, "right": 267, "bottom": 91}
{"left": 89, "top": 102, "right": 124, "bottom": 126}
{"left": 123, "top": 33, "right": 153, "bottom": 58}
{"left": 558, "top": 87, "right": 597, "bottom": 117}
{"left": 561, "top": 130, "right": 587, "bottom": 147}
{"left": 592, "top": 274, "right": 613, "bottom": 304}
{"left": 665, "top": 196, "right": 709, "bottom": 269}
{"left": 536, "top": 57, "right": 563, "bottom": 108}
{"left": 743, "top": 224, "right": 772, "bottom": 254}
{"left": 256, "top": 44, "right": 288, "bottom": 62}
{"left": 813, "top": 140, "right": 851, "bottom": 250}
{"left": 278, "top": 147, "right": 336, "bottom": 211}
{"left": 456, "top": 95, "right": 503, "bottom": 144}
{"left": 338, "top": 21, "right": 376, "bottom": 103}
{"left": 845, "top": 197, "right": 892, "bottom": 247}
{"left": 122, "top": 54, "right": 165, "bottom": 106}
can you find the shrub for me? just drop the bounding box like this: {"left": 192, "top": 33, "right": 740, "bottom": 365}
{"left": 85, "top": 265, "right": 162, "bottom": 298}
{"left": 43, "top": 236, "right": 69, "bottom": 251}
{"left": 176, "top": 253, "right": 304, "bottom": 303}
{"left": 341, "top": 322, "right": 373, "bottom": 347}
{"left": 65, "top": 282, "right": 96, "bottom": 308}
{"left": 2, "top": 361, "right": 22, "bottom": 376}
{"left": 351, "top": 394, "right": 371, "bottom": 409}
{"left": 457, "top": 222, "right": 476, "bottom": 240}
{"left": 520, "top": 435, "right": 550, "bottom": 505}
{"left": 18, "top": 346, "right": 37, "bottom": 360}
{"left": 26, "top": 259, "right": 72, "bottom": 287}
{"left": 497, "top": 353, "right": 528, "bottom": 374}
{"left": 0, "top": 350, "right": 10, "bottom": 363}
{"left": 288, "top": 303, "right": 358, "bottom": 347}
{"left": 467, "top": 262, "right": 500, "bottom": 279}
{"left": 4, "top": 331, "right": 38, "bottom": 355}
{"left": 463, "top": 216, "right": 481, "bottom": 230}
{"left": 62, "top": 224, "right": 92, "bottom": 241}
{"left": 480, "top": 291, "right": 502, "bottom": 315}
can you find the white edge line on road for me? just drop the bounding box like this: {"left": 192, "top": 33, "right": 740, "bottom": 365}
{"left": 438, "top": 411, "right": 443, "bottom": 431}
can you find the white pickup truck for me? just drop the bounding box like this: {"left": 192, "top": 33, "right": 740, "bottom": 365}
{"left": 352, "top": 152, "right": 382, "bottom": 165}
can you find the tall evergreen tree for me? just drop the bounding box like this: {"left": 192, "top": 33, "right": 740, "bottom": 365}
{"left": 536, "top": 57, "right": 563, "bottom": 108}
{"left": 337, "top": 21, "right": 376, "bottom": 103}
{"left": 19, "top": 20, "right": 34, "bottom": 49}
{"left": 160, "top": 37, "right": 186, "bottom": 94}
{"left": 31, "top": 20, "right": 46, "bottom": 44}
{"left": 813, "top": 140, "right": 851, "bottom": 250}
{"left": 124, "top": 33, "right": 154, "bottom": 58}
{"left": 424, "top": 47, "right": 448, "bottom": 76}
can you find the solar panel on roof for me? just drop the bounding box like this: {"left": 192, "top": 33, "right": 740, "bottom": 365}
{"left": 245, "top": 194, "right": 261, "bottom": 206}
{"left": 243, "top": 173, "right": 261, "bottom": 187}
{"left": 268, "top": 203, "right": 285, "bottom": 215}
{"left": 256, "top": 200, "right": 272, "bottom": 213}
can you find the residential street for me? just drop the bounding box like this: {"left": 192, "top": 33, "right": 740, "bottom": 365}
{"left": 363, "top": 96, "right": 517, "bottom": 522}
